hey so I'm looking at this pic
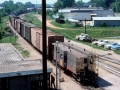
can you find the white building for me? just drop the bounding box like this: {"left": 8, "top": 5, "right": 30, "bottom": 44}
{"left": 57, "top": 8, "right": 114, "bottom": 21}
{"left": 92, "top": 17, "right": 120, "bottom": 26}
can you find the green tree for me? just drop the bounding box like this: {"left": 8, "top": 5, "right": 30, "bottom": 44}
{"left": 53, "top": 1, "right": 63, "bottom": 13}
{"left": 25, "top": 2, "right": 35, "bottom": 8}
{"left": 75, "top": 0, "right": 84, "bottom": 7}
{"left": 112, "top": 0, "right": 120, "bottom": 12}
{"left": 54, "top": 0, "right": 75, "bottom": 9}
{"left": 91, "top": 0, "right": 115, "bottom": 8}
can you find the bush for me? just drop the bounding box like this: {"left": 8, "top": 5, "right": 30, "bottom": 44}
{"left": 55, "top": 18, "right": 65, "bottom": 24}
{"left": 102, "top": 22, "right": 107, "bottom": 27}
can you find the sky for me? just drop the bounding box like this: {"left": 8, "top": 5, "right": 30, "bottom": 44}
{"left": 0, "top": 0, "right": 90, "bottom": 4}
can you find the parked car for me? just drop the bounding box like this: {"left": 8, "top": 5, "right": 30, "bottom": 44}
{"left": 97, "top": 40, "right": 110, "bottom": 47}
{"left": 104, "top": 42, "right": 118, "bottom": 50}
{"left": 92, "top": 40, "right": 103, "bottom": 45}
{"left": 111, "top": 44, "right": 120, "bottom": 50}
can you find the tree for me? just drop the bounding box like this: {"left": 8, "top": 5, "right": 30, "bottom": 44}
{"left": 54, "top": 0, "right": 75, "bottom": 9}
{"left": 75, "top": 0, "right": 84, "bottom": 7}
{"left": 112, "top": 0, "right": 120, "bottom": 12}
{"left": 25, "top": 2, "right": 35, "bottom": 8}
{"left": 14, "top": 2, "right": 26, "bottom": 15}
{"left": 59, "top": 0, "right": 75, "bottom": 8}
{"left": 53, "top": 1, "right": 63, "bottom": 13}
{"left": 90, "top": 0, "right": 115, "bottom": 8}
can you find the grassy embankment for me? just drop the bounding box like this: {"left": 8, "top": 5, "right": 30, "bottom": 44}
{"left": 24, "top": 12, "right": 42, "bottom": 27}
{"left": 24, "top": 13, "right": 120, "bottom": 54}
{"left": 14, "top": 44, "right": 30, "bottom": 57}
{"left": 0, "top": 16, "right": 30, "bottom": 57}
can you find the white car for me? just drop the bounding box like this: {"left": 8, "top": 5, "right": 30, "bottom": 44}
{"left": 97, "top": 40, "right": 110, "bottom": 47}
{"left": 104, "top": 42, "right": 118, "bottom": 50}
{"left": 92, "top": 40, "right": 103, "bottom": 45}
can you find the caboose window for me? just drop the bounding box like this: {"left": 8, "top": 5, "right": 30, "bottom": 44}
{"left": 84, "top": 58, "right": 87, "bottom": 63}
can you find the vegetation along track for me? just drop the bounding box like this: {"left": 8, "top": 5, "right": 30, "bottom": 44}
{"left": 97, "top": 60, "right": 120, "bottom": 77}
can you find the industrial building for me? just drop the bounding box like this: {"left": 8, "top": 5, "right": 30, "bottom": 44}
{"left": 92, "top": 17, "right": 120, "bottom": 26}
{"left": 55, "top": 8, "right": 114, "bottom": 21}
{"left": 0, "top": 43, "right": 52, "bottom": 90}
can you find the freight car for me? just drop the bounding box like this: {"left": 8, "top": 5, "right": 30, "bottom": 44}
{"left": 9, "top": 15, "right": 19, "bottom": 29}
{"left": 15, "top": 19, "right": 25, "bottom": 33}
{"left": 9, "top": 15, "right": 64, "bottom": 60}
{"left": 53, "top": 42, "right": 98, "bottom": 81}
{"left": 30, "top": 27, "right": 64, "bottom": 60}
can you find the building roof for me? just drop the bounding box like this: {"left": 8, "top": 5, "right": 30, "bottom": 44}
{"left": 0, "top": 43, "right": 52, "bottom": 78}
{"left": 92, "top": 17, "right": 120, "bottom": 20}
{"left": 0, "top": 59, "right": 52, "bottom": 78}
{"left": 0, "top": 43, "right": 24, "bottom": 64}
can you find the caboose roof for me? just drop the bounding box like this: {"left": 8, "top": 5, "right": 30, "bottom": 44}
{"left": 53, "top": 43, "right": 90, "bottom": 58}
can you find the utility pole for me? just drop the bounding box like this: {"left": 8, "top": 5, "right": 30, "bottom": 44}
{"left": 55, "top": 41, "right": 59, "bottom": 90}
{"left": 85, "top": 18, "right": 86, "bottom": 34}
{"left": 42, "top": 0, "right": 47, "bottom": 90}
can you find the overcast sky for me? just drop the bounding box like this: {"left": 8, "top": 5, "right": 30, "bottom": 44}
{"left": 0, "top": 0, "right": 90, "bottom": 4}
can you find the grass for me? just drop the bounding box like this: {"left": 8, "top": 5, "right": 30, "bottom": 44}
{"left": 24, "top": 13, "right": 42, "bottom": 27}
{"left": 1, "top": 16, "right": 9, "bottom": 33}
{"left": 15, "top": 44, "right": 30, "bottom": 57}
{"left": 114, "top": 50, "right": 120, "bottom": 54}
{"left": 21, "top": 50, "right": 30, "bottom": 57}
{"left": 51, "top": 20, "right": 79, "bottom": 28}
{"left": 24, "top": 13, "right": 120, "bottom": 54}
{"left": 0, "top": 35, "right": 18, "bottom": 45}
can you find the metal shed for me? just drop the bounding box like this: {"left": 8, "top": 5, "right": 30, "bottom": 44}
{"left": 92, "top": 17, "right": 120, "bottom": 26}
{"left": 0, "top": 43, "right": 53, "bottom": 90}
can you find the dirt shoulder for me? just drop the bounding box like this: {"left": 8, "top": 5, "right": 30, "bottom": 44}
{"left": 34, "top": 14, "right": 69, "bottom": 29}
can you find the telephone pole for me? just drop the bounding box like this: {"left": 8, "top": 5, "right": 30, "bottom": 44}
{"left": 85, "top": 18, "right": 86, "bottom": 34}
{"left": 42, "top": 0, "right": 47, "bottom": 90}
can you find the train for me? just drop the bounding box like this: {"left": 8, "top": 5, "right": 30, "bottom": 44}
{"left": 9, "top": 14, "right": 98, "bottom": 81}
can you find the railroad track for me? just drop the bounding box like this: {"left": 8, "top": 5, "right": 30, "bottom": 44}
{"left": 63, "top": 42, "right": 120, "bottom": 65}
{"left": 97, "top": 54, "right": 120, "bottom": 65}
{"left": 96, "top": 60, "right": 120, "bottom": 77}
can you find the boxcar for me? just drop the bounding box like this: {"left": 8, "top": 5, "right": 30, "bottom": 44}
{"left": 20, "top": 22, "right": 36, "bottom": 43}
{"left": 31, "top": 27, "right": 64, "bottom": 60}
{"left": 15, "top": 19, "right": 24, "bottom": 33}
{"left": 9, "top": 15, "right": 19, "bottom": 29}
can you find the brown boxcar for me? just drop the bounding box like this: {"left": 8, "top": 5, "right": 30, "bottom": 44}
{"left": 20, "top": 22, "right": 36, "bottom": 43}
{"left": 15, "top": 19, "right": 24, "bottom": 34}
{"left": 31, "top": 27, "right": 64, "bottom": 60}
{"left": 9, "top": 15, "right": 19, "bottom": 29}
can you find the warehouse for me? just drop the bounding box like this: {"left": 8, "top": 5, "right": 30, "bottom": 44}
{"left": 92, "top": 17, "right": 120, "bottom": 26}
{"left": 56, "top": 8, "right": 114, "bottom": 21}
{"left": 0, "top": 43, "right": 52, "bottom": 90}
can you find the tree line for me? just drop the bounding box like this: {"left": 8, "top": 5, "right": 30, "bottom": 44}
{"left": 90, "top": 0, "right": 120, "bottom": 12}
{"left": 53, "top": 0, "right": 120, "bottom": 12}
{"left": 0, "top": 0, "right": 35, "bottom": 17}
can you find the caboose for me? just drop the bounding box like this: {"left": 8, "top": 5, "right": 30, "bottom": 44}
{"left": 53, "top": 42, "right": 98, "bottom": 81}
